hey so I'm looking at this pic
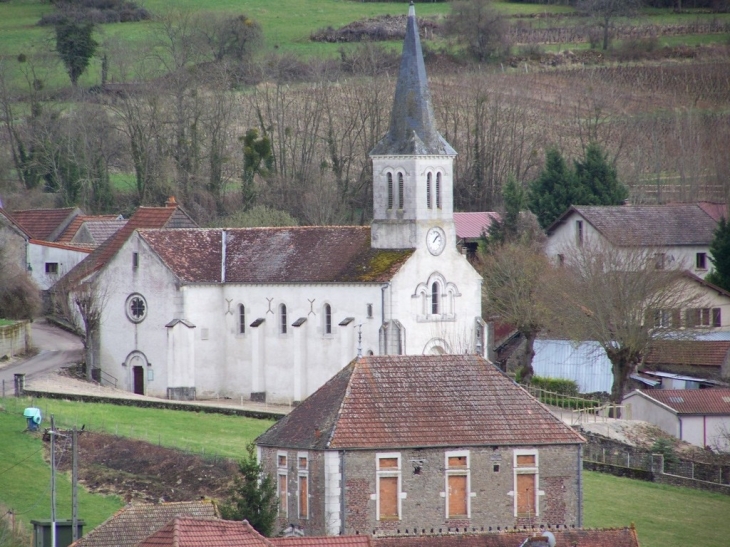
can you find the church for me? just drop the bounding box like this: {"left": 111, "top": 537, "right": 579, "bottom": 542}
{"left": 91, "top": 4, "right": 484, "bottom": 403}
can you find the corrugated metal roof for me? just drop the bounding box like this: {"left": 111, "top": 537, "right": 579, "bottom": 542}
{"left": 257, "top": 355, "right": 583, "bottom": 450}
{"left": 638, "top": 388, "right": 730, "bottom": 415}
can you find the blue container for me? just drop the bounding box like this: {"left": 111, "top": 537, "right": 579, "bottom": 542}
{"left": 23, "top": 407, "right": 42, "bottom": 431}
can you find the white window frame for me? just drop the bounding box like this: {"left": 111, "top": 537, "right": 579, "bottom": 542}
{"left": 512, "top": 449, "right": 540, "bottom": 518}
{"left": 297, "top": 451, "right": 309, "bottom": 520}
{"left": 238, "top": 304, "right": 246, "bottom": 335}
{"left": 444, "top": 450, "right": 471, "bottom": 519}
{"left": 280, "top": 303, "right": 288, "bottom": 335}
{"left": 277, "top": 451, "right": 288, "bottom": 517}
{"left": 376, "top": 452, "right": 402, "bottom": 521}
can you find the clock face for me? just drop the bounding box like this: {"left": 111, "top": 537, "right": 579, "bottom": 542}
{"left": 426, "top": 227, "right": 446, "bottom": 256}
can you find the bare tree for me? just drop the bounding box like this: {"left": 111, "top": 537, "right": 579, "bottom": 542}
{"left": 546, "top": 239, "right": 702, "bottom": 403}
{"left": 578, "top": 0, "right": 643, "bottom": 50}
{"left": 444, "top": 0, "right": 510, "bottom": 62}
{"left": 480, "top": 241, "right": 551, "bottom": 382}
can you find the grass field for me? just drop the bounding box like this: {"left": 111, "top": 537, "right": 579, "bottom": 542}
{"left": 2, "top": 397, "right": 730, "bottom": 545}
{"left": 583, "top": 471, "right": 730, "bottom": 547}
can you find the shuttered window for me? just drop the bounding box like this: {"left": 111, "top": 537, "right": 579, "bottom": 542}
{"left": 514, "top": 450, "right": 538, "bottom": 518}
{"left": 297, "top": 452, "right": 308, "bottom": 519}
{"left": 377, "top": 454, "right": 401, "bottom": 521}
{"left": 445, "top": 451, "right": 469, "bottom": 519}
{"left": 516, "top": 473, "right": 536, "bottom": 516}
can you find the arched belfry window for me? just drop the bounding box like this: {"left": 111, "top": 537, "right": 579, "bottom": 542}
{"left": 387, "top": 173, "right": 394, "bottom": 210}
{"left": 239, "top": 304, "right": 245, "bottom": 334}
{"left": 398, "top": 172, "right": 404, "bottom": 210}
{"left": 324, "top": 304, "right": 332, "bottom": 335}
{"left": 280, "top": 304, "right": 287, "bottom": 334}
{"left": 426, "top": 173, "right": 432, "bottom": 209}
{"left": 431, "top": 282, "right": 440, "bottom": 315}
{"left": 436, "top": 173, "right": 442, "bottom": 209}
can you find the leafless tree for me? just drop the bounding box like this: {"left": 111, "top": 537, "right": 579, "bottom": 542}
{"left": 480, "top": 241, "right": 551, "bottom": 382}
{"left": 545, "top": 239, "right": 702, "bottom": 403}
{"left": 444, "top": 0, "right": 510, "bottom": 62}
{"left": 578, "top": 0, "right": 644, "bottom": 50}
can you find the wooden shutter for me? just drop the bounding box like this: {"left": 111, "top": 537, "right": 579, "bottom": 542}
{"left": 516, "top": 455, "right": 535, "bottom": 466}
{"left": 448, "top": 475, "right": 467, "bottom": 517}
{"left": 379, "top": 476, "right": 398, "bottom": 519}
{"left": 516, "top": 474, "right": 536, "bottom": 516}
{"left": 713, "top": 308, "right": 722, "bottom": 327}
{"left": 278, "top": 474, "right": 287, "bottom": 513}
{"left": 298, "top": 475, "right": 308, "bottom": 518}
{"left": 671, "top": 309, "right": 681, "bottom": 328}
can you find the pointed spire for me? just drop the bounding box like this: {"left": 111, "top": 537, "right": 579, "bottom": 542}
{"left": 370, "top": 2, "right": 455, "bottom": 157}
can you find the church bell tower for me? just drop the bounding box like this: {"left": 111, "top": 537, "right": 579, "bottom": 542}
{"left": 369, "top": 2, "right": 457, "bottom": 256}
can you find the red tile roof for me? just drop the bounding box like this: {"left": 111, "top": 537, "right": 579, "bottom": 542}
{"left": 373, "top": 528, "right": 639, "bottom": 547}
{"left": 11, "top": 207, "right": 81, "bottom": 241}
{"left": 29, "top": 239, "right": 93, "bottom": 254}
{"left": 139, "top": 227, "right": 413, "bottom": 284}
{"left": 257, "top": 355, "right": 584, "bottom": 450}
{"left": 64, "top": 206, "right": 196, "bottom": 284}
{"left": 271, "top": 537, "right": 373, "bottom": 547}
{"left": 70, "top": 501, "right": 218, "bottom": 547}
{"left": 138, "top": 518, "right": 273, "bottom": 547}
{"left": 548, "top": 204, "right": 718, "bottom": 246}
{"left": 453, "top": 212, "right": 501, "bottom": 240}
{"left": 0, "top": 208, "right": 32, "bottom": 239}
{"left": 645, "top": 340, "right": 730, "bottom": 367}
{"left": 639, "top": 388, "right": 730, "bottom": 415}
{"left": 697, "top": 201, "right": 727, "bottom": 222}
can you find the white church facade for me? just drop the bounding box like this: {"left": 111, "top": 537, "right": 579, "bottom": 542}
{"left": 91, "top": 5, "right": 484, "bottom": 403}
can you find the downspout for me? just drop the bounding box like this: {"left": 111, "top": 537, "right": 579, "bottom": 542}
{"left": 577, "top": 445, "right": 583, "bottom": 527}
{"left": 221, "top": 230, "right": 227, "bottom": 283}
{"left": 381, "top": 283, "right": 389, "bottom": 354}
{"left": 339, "top": 451, "right": 346, "bottom": 535}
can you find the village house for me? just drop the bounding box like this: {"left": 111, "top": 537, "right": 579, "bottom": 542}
{"left": 623, "top": 388, "right": 730, "bottom": 450}
{"left": 256, "top": 354, "right": 585, "bottom": 537}
{"left": 544, "top": 203, "right": 725, "bottom": 278}
{"left": 82, "top": 4, "right": 483, "bottom": 403}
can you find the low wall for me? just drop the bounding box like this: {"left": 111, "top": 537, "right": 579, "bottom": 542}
{"left": 0, "top": 320, "right": 31, "bottom": 359}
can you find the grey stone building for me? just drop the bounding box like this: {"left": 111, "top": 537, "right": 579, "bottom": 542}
{"left": 256, "top": 354, "right": 585, "bottom": 537}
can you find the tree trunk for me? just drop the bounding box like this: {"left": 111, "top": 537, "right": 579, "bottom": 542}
{"left": 606, "top": 348, "right": 639, "bottom": 405}
{"left": 518, "top": 331, "right": 537, "bottom": 383}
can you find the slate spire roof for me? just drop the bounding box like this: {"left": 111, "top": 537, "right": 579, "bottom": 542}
{"left": 256, "top": 355, "right": 584, "bottom": 450}
{"left": 369, "top": 2, "right": 455, "bottom": 157}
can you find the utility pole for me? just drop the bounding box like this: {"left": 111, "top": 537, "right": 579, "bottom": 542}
{"left": 50, "top": 414, "right": 57, "bottom": 547}
{"left": 72, "top": 426, "right": 78, "bottom": 542}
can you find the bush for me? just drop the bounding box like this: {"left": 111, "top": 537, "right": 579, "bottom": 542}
{"left": 38, "top": 0, "right": 150, "bottom": 26}
{"left": 530, "top": 375, "right": 580, "bottom": 396}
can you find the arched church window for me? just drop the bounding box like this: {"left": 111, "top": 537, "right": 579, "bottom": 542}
{"left": 239, "top": 304, "right": 245, "bottom": 334}
{"left": 436, "top": 172, "right": 442, "bottom": 209}
{"left": 431, "top": 282, "right": 440, "bottom": 315}
{"left": 398, "top": 172, "right": 404, "bottom": 210}
{"left": 324, "top": 304, "right": 332, "bottom": 334}
{"left": 280, "top": 304, "right": 287, "bottom": 334}
{"left": 387, "top": 173, "right": 394, "bottom": 210}
{"left": 426, "top": 173, "right": 432, "bottom": 209}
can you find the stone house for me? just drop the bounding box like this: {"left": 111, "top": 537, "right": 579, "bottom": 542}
{"left": 256, "top": 354, "right": 585, "bottom": 537}
{"left": 80, "top": 4, "right": 483, "bottom": 403}
{"left": 545, "top": 203, "right": 725, "bottom": 278}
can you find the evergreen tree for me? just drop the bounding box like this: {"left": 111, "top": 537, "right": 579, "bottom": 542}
{"left": 527, "top": 148, "right": 579, "bottom": 229}
{"left": 241, "top": 128, "right": 273, "bottom": 212}
{"left": 55, "top": 19, "right": 98, "bottom": 87}
{"left": 574, "top": 142, "right": 628, "bottom": 206}
{"left": 706, "top": 217, "right": 730, "bottom": 292}
{"left": 219, "top": 443, "right": 278, "bottom": 537}
{"left": 486, "top": 175, "right": 525, "bottom": 248}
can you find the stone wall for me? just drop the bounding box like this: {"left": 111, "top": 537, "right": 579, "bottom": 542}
{"left": 0, "top": 321, "right": 31, "bottom": 359}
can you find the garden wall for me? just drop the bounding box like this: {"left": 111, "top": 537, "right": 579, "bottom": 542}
{"left": 0, "top": 320, "right": 31, "bottom": 359}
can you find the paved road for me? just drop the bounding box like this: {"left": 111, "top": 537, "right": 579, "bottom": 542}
{"left": 0, "top": 319, "right": 82, "bottom": 395}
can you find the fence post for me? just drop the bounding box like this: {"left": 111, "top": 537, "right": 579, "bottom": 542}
{"left": 13, "top": 374, "right": 25, "bottom": 397}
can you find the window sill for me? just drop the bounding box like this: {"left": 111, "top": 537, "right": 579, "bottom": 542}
{"left": 378, "top": 517, "right": 400, "bottom": 522}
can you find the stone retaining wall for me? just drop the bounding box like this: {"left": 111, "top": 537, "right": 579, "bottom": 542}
{"left": 0, "top": 320, "right": 31, "bottom": 359}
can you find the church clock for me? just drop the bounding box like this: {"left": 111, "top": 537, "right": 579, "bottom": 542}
{"left": 426, "top": 226, "right": 446, "bottom": 256}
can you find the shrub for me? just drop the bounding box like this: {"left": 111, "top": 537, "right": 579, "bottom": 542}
{"left": 530, "top": 375, "right": 580, "bottom": 396}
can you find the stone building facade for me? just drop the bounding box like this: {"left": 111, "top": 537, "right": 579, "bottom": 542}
{"left": 256, "top": 354, "right": 585, "bottom": 536}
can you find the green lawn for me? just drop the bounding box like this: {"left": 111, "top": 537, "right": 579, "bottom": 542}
{"left": 583, "top": 470, "right": 730, "bottom": 547}
{"left": 0, "top": 319, "right": 16, "bottom": 326}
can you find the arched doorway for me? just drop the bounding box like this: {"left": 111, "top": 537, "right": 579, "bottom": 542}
{"left": 124, "top": 351, "right": 148, "bottom": 395}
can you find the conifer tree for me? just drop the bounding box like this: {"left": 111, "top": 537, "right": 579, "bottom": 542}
{"left": 706, "top": 217, "right": 730, "bottom": 292}
{"left": 574, "top": 142, "right": 628, "bottom": 206}
{"left": 527, "top": 148, "right": 579, "bottom": 229}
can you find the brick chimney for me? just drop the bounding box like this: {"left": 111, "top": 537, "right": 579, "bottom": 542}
{"left": 165, "top": 196, "right": 177, "bottom": 208}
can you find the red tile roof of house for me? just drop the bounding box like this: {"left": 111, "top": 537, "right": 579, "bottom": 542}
{"left": 138, "top": 518, "right": 273, "bottom": 547}
{"left": 373, "top": 528, "right": 639, "bottom": 547}
{"left": 11, "top": 207, "right": 81, "bottom": 241}
{"left": 139, "top": 227, "right": 413, "bottom": 284}
{"left": 453, "top": 212, "right": 501, "bottom": 240}
{"left": 639, "top": 388, "right": 730, "bottom": 415}
{"left": 271, "top": 537, "right": 373, "bottom": 547}
{"left": 257, "top": 355, "right": 584, "bottom": 450}
{"left": 645, "top": 340, "right": 730, "bottom": 368}
{"left": 547, "top": 204, "right": 718, "bottom": 246}
{"left": 29, "top": 239, "right": 93, "bottom": 254}
{"left": 70, "top": 501, "right": 218, "bottom": 547}
{"left": 63, "top": 205, "right": 196, "bottom": 284}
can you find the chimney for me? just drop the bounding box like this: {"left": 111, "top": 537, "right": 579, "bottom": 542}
{"left": 166, "top": 196, "right": 177, "bottom": 208}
